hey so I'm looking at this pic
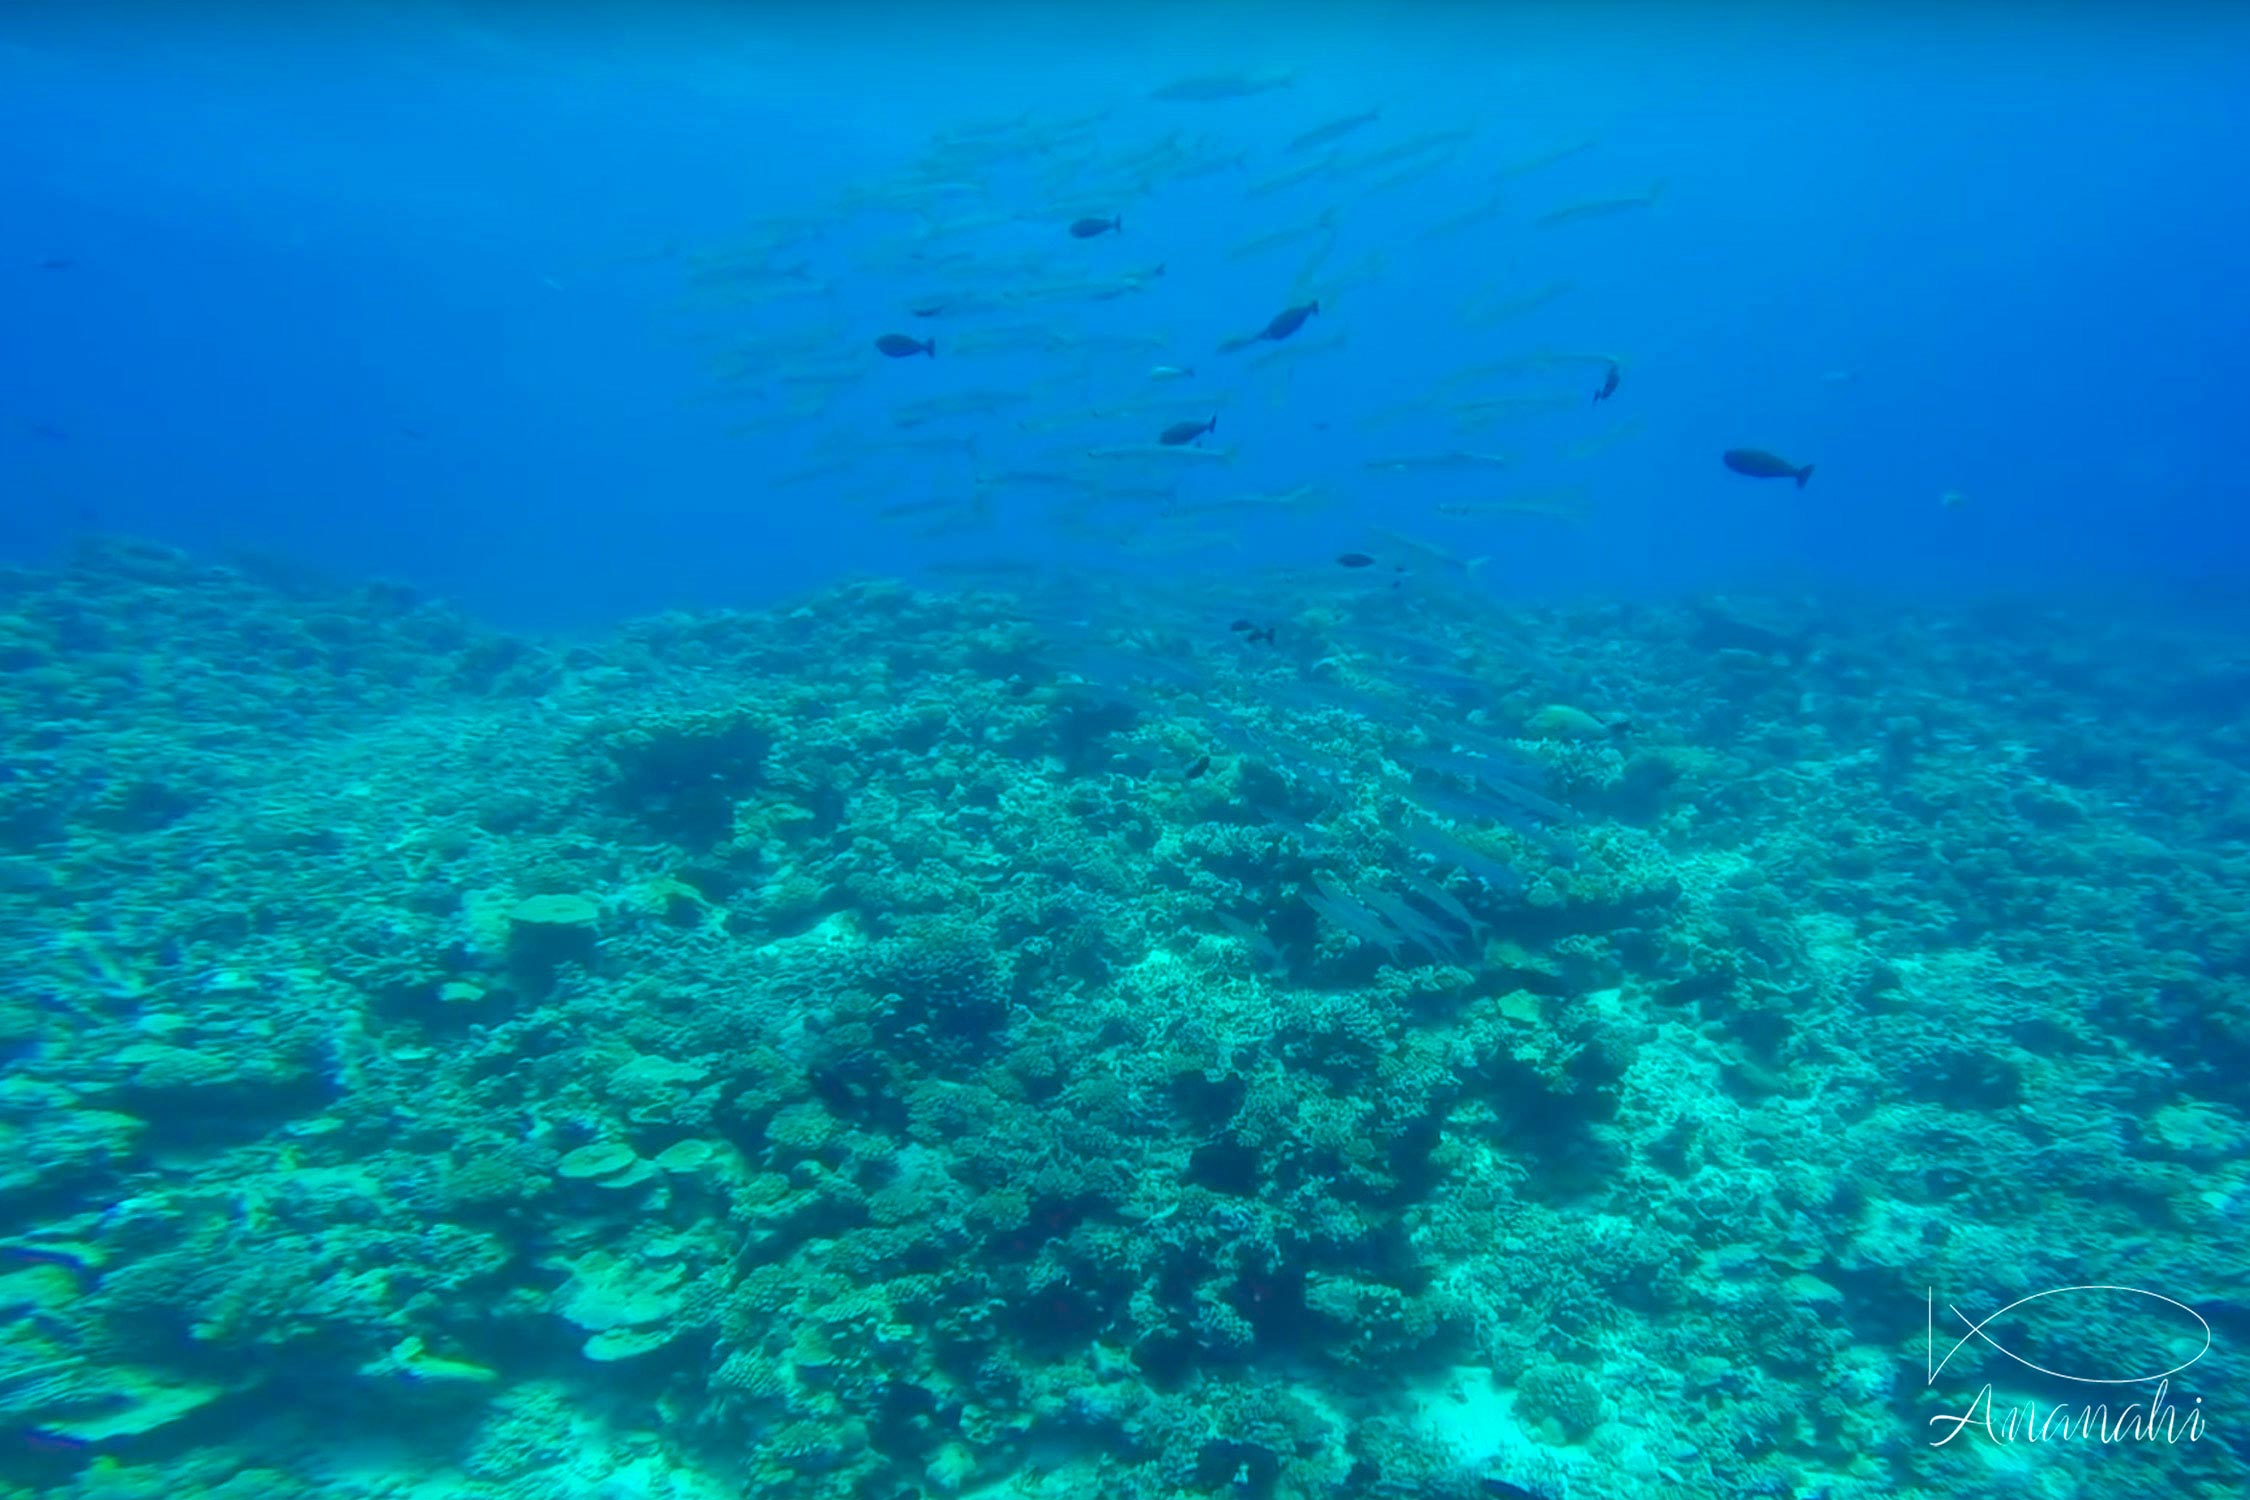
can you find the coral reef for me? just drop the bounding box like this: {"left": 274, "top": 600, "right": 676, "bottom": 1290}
{"left": 1, "top": 540, "right": 2245, "bottom": 1500}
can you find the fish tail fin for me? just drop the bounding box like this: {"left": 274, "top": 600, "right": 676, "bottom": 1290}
{"left": 1796, "top": 464, "right": 1813, "bottom": 488}
{"left": 1115, "top": 217, "right": 1123, "bottom": 232}
{"left": 925, "top": 339, "right": 937, "bottom": 357}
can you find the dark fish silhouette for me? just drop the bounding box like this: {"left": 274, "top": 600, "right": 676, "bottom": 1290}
{"left": 1479, "top": 1480, "right": 1553, "bottom": 1500}
{"left": 1593, "top": 362, "right": 1619, "bottom": 402}
{"left": 1069, "top": 216, "right": 1122, "bottom": 239}
{"left": 1336, "top": 551, "right": 1375, "bottom": 568}
{"left": 1219, "top": 299, "right": 1320, "bottom": 353}
{"left": 1230, "top": 619, "right": 1276, "bottom": 645}
{"left": 1261, "top": 300, "right": 1319, "bottom": 340}
{"left": 1159, "top": 415, "right": 1217, "bottom": 446}
{"left": 875, "top": 333, "right": 936, "bottom": 358}
{"left": 1182, "top": 754, "right": 1211, "bottom": 781}
{"left": 1722, "top": 448, "right": 1813, "bottom": 487}
{"left": 39, "top": 258, "right": 73, "bottom": 272}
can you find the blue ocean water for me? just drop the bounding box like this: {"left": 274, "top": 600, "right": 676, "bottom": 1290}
{"left": 6, "top": 8, "right": 2250, "bottom": 1500}
{"left": 6, "top": 4, "right": 2246, "bottom": 624}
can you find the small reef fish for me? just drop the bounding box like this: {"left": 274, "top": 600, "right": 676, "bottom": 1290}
{"left": 1219, "top": 300, "right": 1320, "bottom": 354}
{"left": 1158, "top": 416, "right": 1218, "bottom": 446}
{"left": 1722, "top": 448, "right": 1814, "bottom": 487}
{"left": 1229, "top": 619, "right": 1278, "bottom": 644}
{"left": 1069, "top": 215, "right": 1122, "bottom": 238}
{"left": 1593, "top": 362, "right": 1620, "bottom": 402}
{"left": 1286, "top": 107, "right": 1381, "bottom": 154}
{"left": 875, "top": 333, "right": 936, "bottom": 358}
{"left": 1337, "top": 552, "right": 1376, "bottom": 568}
{"left": 1148, "top": 364, "right": 1195, "bottom": 380}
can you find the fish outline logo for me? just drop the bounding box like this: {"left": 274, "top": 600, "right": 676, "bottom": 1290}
{"left": 1926, "top": 1284, "right": 2212, "bottom": 1388}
